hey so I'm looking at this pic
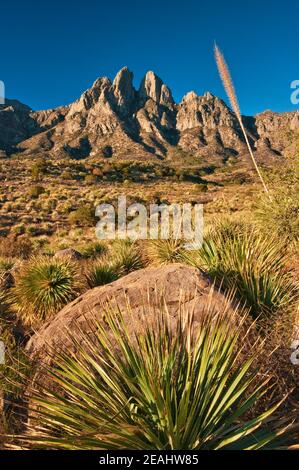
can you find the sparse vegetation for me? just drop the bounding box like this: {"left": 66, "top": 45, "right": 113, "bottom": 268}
{"left": 30, "top": 158, "right": 47, "bottom": 182}
{"left": 68, "top": 203, "right": 97, "bottom": 227}
{"left": 255, "top": 183, "right": 299, "bottom": 243}
{"left": 182, "top": 220, "right": 298, "bottom": 318}
{"left": 80, "top": 241, "right": 108, "bottom": 259}
{"left": 0, "top": 8, "right": 298, "bottom": 454}
{"left": 0, "top": 237, "right": 33, "bottom": 259}
{"left": 29, "top": 185, "right": 45, "bottom": 199}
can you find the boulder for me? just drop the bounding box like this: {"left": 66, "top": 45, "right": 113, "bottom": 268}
{"left": 26, "top": 264, "right": 236, "bottom": 360}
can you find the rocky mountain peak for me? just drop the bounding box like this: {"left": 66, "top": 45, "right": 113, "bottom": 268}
{"left": 203, "top": 91, "right": 215, "bottom": 100}
{"left": 91, "top": 76, "right": 112, "bottom": 95}
{"left": 112, "top": 66, "right": 135, "bottom": 116}
{"left": 0, "top": 66, "right": 297, "bottom": 160}
{"left": 139, "top": 71, "right": 174, "bottom": 107}
{"left": 182, "top": 91, "right": 198, "bottom": 102}
{"left": 0, "top": 98, "right": 32, "bottom": 113}
{"left": 160, "top": 83, "right": 175, "bottom": 107}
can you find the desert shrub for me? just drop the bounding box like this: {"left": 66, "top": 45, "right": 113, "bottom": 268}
{"left": 25, "top": 225, "right": 40, "bottom": 236}
{"left": 15, "top": 300, "right": 287, "bottom": 450}
{"left": 196, "top": 183, "right": 208, "bottom": 193}
{"left": 11, "top": 257, "right": 81, "bottom": 328}
{"left": 112, "top": 240, "right": 144, "bottom": 274}
{"left": 0, "top": 237, "right": 33, "bottom": 259}
{"left": 85, "top": 259, "right": 121, "bottom": 288}
{"left": 147, "top": 239, "right": 185, "bottom": 265}
{"left": 182, "top": 221, "right": 298, "bottom": 318}
{"left": 80, "top": 241, "right": 108, "bottom": 259}
{"left": 29, "top": 185, "right": 45, "bottom": 199}
{"left": 60, "top": 169, "right": 72, "bottom": 180}
{"left": 0, "top": 288, "right": 20, "bottom": 352}
{"left": 84, "top": 174, "right": 97, "bottom": 185}
{"left": 68, "top": 204, "right": 96, "bottom": 227}
{"left": 255, "top": 187, "right": 299, "bottom": 243}
{"left": 30, "top": 158, "right": 47, "bottom": 182}
{"left": 255, "top": 156, "right": 299, "bottom": 242}
{"left": 10, "top": 224, "right": 26, "bottom": 236}
{"left": 0, "top": 257, "right": 17, "bottom": 272}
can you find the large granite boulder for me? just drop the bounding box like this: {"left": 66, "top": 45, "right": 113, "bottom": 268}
{"left": 26, "top": 264, "right": 236, "bottom": 360}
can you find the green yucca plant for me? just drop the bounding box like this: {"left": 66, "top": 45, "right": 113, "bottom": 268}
{"left": 183, "top": 222, "right": 298, "bottom": 318}
{"left": 0, "top": 257, "right": 18, "bottom": 272}
{"left": 80, "top": 241, "right": 108, "bottom": 259}
{"left": 255, "top": 189, "right": 299, "bottom": 243}
{"left": 15, "top": 300, "right": 286, "bottom": 450}
{"left": 85, "top": 258, "right": 121, "bottom": 288}
{"left": 112, "top": 239, "right": 144, "bottom": 274}
{"left": 10, "top": 256, "right": 81, "bottom": 329}
{"left": 147, "top": 239, "right": 185, "bottom": 265}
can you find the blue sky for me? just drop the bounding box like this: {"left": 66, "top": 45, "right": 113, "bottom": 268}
{"left": 0, "top": 0, "right": 297, "bottom": 115}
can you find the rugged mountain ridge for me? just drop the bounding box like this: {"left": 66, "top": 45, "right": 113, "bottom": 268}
{"left": 0, "top": 66, "right": 298, "bottom": 161}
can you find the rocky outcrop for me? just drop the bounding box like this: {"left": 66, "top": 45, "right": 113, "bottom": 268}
{"left": 254, "top": 111, "right": 297, "bottom": 155}
{"left": 0, "top": 100, "right": 38, "bottom": 151}
{"left": 26, "top": 264, "right": 235, "bottom": 360}
{"left": 176, "top": 92, "right": 250, "bottom": 155}
{"left": 0, "top": 67, "right": 297, "bottom": 160}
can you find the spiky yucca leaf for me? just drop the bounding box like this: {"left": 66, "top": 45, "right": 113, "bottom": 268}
{"left": 0, "top": 257, "right": 18, "bottom": 272}
{"left": 85, "top": 258, "right": 121, "bottom": 288}
{"left": 147, "top": 239, "right": 185, "bottom": 265}
{"left": 183, "top": 222, "right": 298, "bottom": 318}
{"left": 80, "top": 241, "right": 108, "bottom": 259}
{"left": 10, "top": 256, "right": 81, "bottom": 329}
{"left": 112, "top": 239, "right": 144, "bottom": 274}
{"left": 14, "top": 298, "right": 286, "bottom": 450}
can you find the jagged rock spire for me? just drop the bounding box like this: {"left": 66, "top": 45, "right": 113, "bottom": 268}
{"left": 112, "top": 66, "right": 135, "bottom": 116}
{"left": 139, "top": 71, "right": 174, "bottom": 107}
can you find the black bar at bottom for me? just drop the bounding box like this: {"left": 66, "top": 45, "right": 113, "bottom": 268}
{"left": 0, "top": 450, "right": 298, "bottom": 468}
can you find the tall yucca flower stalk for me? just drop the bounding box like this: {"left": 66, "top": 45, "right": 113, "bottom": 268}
{"left": 214, "top": 44, "right": 270, "bottom": 197}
